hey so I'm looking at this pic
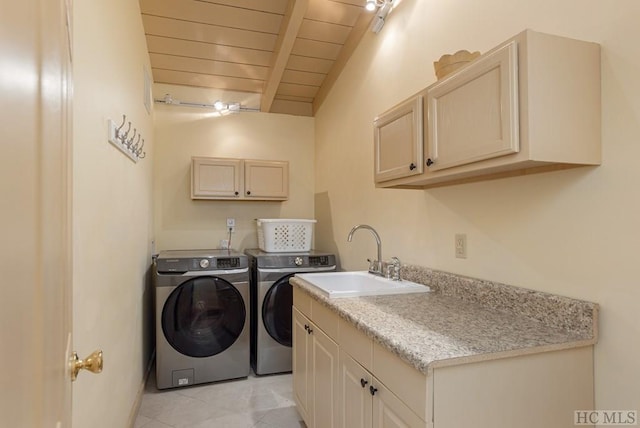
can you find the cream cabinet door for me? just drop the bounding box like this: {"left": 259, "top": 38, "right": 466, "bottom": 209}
{"left": 310, "top": 320, "right": 340, "bottom": 428}
{"left": 374, "top": 95, "right": 424, "bottom": 183}
{"left": 427, "top": 41, "right": 519, "bottom": 171}
{"left": 338, "top": 351, "right": 372, "bottom": 428}
{"left": 372, "top": 381, "right": 426, "bottom": 428}
{"left": 293, "top": 308, "right": 312, "bottom": 424}
{"left": 191, "top": 157, "right": 241, "bottom": 199}
{"left": 244, "top": 160, "right": 289, "bottom": 200}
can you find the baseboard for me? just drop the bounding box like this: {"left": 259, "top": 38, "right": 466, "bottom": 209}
{"left": 127, "top": 350, "right": 155, "bottom": 428}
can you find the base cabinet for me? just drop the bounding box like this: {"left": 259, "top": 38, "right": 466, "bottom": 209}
{"left": 292, "top": 287, "right": 595, "bottom": 428}
{"left": 338, "top": 350, "right": 372, "bottom": 428}
{"left": 431, "top": 346, "right": 595, "bottom": 428}
{"left": 293, "top": 308, "right": 339, "bottom": 428}
{"left": 339, "top": 351, "right": 425, "bottom": 428}
{"left": 294, "top": 289, "right": 426, "bottom": 428}
{"left": 292, "top": 309, "right": 311, "bottom": 422}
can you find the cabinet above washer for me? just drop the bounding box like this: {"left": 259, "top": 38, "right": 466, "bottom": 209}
{"left": 191, "top": 157, "right": 289, "bottom": 201}
{"left": 376, "top": 29, "right": 601, "bottom": 189}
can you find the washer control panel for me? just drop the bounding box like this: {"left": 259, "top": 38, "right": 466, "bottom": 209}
{"left": 216, "top": 257, "right": 241, "bottom": 269}
{"left": 192, "top": 257, "right": 241, "bottom": 270}
{"left": 156, "top": 250, "right": 248, "bottom": 273}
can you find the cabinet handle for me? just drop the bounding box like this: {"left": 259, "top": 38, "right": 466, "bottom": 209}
{"left": 304, "top": 324, "right": 309, "bottom": 331}
{"left": 409, "top": 163, "right": 416, "bottom": 170}
{"left": 369, "top": 385, "right": 378, "bottom": 396}
{"left": 307, "top": 327, "right": 313, "bottom": 334}
{"left": 426, "top": 158, "right": 434, "bottom": 167}
{"left": 246, "top": 190, "right": 251, "bottom": 195}
{"left": 360, "top": 378, "right": 368, "bottom": 388}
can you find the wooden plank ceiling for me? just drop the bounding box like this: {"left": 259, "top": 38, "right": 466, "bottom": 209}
{"left": 139, "top": 0, "right": 373, "bottom": 116}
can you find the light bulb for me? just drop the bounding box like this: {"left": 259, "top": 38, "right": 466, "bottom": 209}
{"left": 365, "top": 0, "right": 376, "bottom": 11}
{"left": 214, "top": 100, "right": 226, "bottom": 111}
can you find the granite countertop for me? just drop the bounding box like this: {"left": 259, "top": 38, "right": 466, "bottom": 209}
{"left": 290, "top": 266, "right": 598, "bottom": 375}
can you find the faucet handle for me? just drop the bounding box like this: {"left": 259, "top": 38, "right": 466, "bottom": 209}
{"left": 387, "top": 257, "right": 402, "bottom": 281}
{"left": 367, "top": 258, "right": 382, "bottom": 275}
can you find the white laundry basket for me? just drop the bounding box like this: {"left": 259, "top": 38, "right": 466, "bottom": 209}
{"left": 256, "top": 219, "right": 316, "bottom": 252}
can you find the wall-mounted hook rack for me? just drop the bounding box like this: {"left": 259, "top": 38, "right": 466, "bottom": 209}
{"left": 107, "top": 114, "right": 146, "bottom": 163}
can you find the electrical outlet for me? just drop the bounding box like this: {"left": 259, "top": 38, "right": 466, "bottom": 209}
{"left": 226, "top": 218, "right": 235, "bottom": 233}
{"left": 455, "top": 234, "right": 467, "bottom": 259}
{"left": 219, "top": 239, "right": 230, "bottom": 249}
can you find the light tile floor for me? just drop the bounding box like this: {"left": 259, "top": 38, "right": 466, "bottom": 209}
{"left": 134, "top": 369, "right": 305, "bottom": 428}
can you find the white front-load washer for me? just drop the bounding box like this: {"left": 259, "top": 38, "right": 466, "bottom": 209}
{"left": 154, "top": 249, "right": 250, "bottom": 389}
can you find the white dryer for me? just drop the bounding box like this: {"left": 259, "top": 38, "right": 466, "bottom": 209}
{"left": 154, "top": 249, "right": 250, "bottom": 389}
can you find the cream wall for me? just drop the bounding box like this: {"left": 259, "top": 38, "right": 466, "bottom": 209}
{"left": 154, "top": 84, "right": 315, "bottom": 252}
{"left": 72, "top": 0, "right": 154, "bottom": 427}
{"left": 315, "top": 0, "right": 640, "bottom": 414}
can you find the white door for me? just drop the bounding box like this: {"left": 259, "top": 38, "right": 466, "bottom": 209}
{"left": 0, "top": 0, "right": 74, "bottom": 426}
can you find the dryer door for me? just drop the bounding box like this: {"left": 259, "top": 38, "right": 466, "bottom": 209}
{"left": 262, "top": 273, "right": 294, "bottom": 347}
{"left": 162, "top": 276, "right": 246, "bottom": 358}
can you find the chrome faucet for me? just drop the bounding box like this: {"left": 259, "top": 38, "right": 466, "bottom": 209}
{"left": 347, "top": 224, "right": 384, "bottom": 276}
{"left": 347, "top": 224, "right": 402, "bottom": 280}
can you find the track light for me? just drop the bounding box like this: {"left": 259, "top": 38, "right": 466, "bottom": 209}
{"left": 154, "top": 94, "right": 259, "bottom": 115}
{"left": 365, "top": 0, "right": 391, "bottom": 13}
{"left": 370, "top": 0, "right": 393, "bottom": 33}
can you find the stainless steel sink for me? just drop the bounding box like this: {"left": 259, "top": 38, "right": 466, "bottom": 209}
{"left": 294, "top": 271, "right": 431, "bottom": 299}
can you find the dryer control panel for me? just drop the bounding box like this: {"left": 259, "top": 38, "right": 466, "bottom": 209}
{"left": 308, "top": 255, "right": 332, "bottom": 266}
{"left": 244, "top": 248, "right": 336, "bottom": 269}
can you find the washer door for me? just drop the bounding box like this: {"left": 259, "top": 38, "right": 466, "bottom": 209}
{"left": 262, "top": 273, "right": 294, "bottom": 347}
{"left": 162, "top": 276, "right": 246, "bottom": 358}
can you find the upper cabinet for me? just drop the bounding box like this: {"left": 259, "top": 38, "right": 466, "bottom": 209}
{"left": 191, "top": 157, "right": 289, "bottom": 201}
{"left": 243, "top": 159, "right": 289, "bottom": 200}
{"left": 427, "top": 41, "right": 519, "bottom": 171}
{"left": 374, "top": 95, "right": 424, "bottom": 183}
{"left": 192, "top": 157, "right": 242, "bottom": 199}
{"left": 376, "top": 29, "right": 601, "bottom": 189}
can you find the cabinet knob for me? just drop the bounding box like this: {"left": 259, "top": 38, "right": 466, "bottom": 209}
{"left": 246, "top": 190, "right": 251, "bottom": 195}
{"left": 369, "top": 385, "right": 378, "bottom": 396}
{"left": 234, "top": 191, "right": 239, "bottom": 196}
{"left": 409, "top": 163, "right": 416, "bottom": 170}
{"left": 360, "top": 378, "right": 368, "bottom": 388}
{"left": 304, "top": 324, "right": 309, "bottom": 331}
{"left": 307, "top": 327, "right": 313, "bottom": 334}
{"left": 426, "top": 158, "right": 434, "bottom": 166}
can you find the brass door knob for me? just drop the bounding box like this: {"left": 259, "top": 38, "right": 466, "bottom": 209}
{"left": 71, "top": 350, "right": 103, "bottom": 381}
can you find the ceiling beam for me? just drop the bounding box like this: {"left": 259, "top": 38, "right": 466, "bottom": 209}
{"left": 261, "top": 0, "right": 309, "bottom": 112}
{"left": 312, "top": 9, "right": 374, "bottom": 115}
